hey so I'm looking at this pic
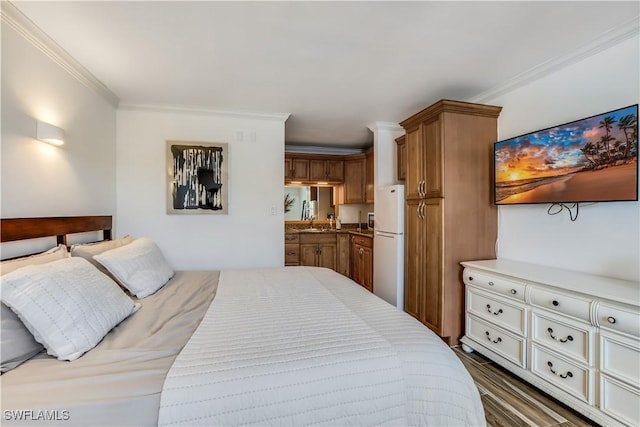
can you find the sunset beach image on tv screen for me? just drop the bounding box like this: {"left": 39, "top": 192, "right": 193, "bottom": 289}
{"left": 495, "top": 105, "right": 638, "bottom": 205}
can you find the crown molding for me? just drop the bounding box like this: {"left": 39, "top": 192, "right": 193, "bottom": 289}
{"left": 119, "top": 103, "right": 290, "bottom": 122}
{"left": 469, "top": 16, "right": 640, "bottom": 104}
{"left": 1, "top": 1, "right": 120, "bottom": 107}
{"left": 367, "top": 121, "right": 404, "bottom": 133}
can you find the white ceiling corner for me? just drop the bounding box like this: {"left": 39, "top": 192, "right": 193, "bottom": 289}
{"left": 469, "top": 16, "right": 640, "bottom": 104}
{"left": 7, "top": 1, "right": 640, "bottom": 147}
{"left": 2, "top": 1, "right": 120, "bottom": 107}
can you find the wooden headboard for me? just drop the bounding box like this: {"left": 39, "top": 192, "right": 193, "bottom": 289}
{"left": 1, "top": 216, "right": 112, "bottom": 246}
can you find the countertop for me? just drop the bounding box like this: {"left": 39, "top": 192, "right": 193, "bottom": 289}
{"left": 285, "top": 228, "right": 374, "bottom": 238}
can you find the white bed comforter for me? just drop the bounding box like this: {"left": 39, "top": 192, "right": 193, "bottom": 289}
{"left": 158, "top": 267, "right": 485, "bottom": 426}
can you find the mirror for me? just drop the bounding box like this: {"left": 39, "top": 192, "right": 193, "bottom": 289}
{"left": 284, "top": 185, "right": 335, "bottom": 221}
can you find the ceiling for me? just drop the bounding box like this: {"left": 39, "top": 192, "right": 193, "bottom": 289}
{"left": 10, "top": 1, "right": 639, "bottom": 148}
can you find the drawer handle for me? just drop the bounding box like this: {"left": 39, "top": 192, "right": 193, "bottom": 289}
{"left": 485, "top": 331, "right": 502, "bottom": 344}
{"left": 547, "top": 361, "right": 573, "bottom": 379}
{"left": 468, "top": 276, "right": 473, "bottom": 281}
{"left": 510, "top": 289, "right": 517, "bottom": 295}
{"left": 547, "top": 328, "right": 573, "bottom": 343}
{"left": 286, "top": 252, "right": 296, "bottom": 256}
{"left": 486, "top": 304, "right": 503, "bottom": 316}
{"left": 488, "top": 281, "right": 494, "bottom": 286}
{"left": 607, "top": 316, "right": 616, "bottom": 324}
{"left": 552, "top": 300, "right": 559, "bottom": 306}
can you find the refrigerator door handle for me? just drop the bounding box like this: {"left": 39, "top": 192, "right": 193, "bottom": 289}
{"left": 375, "top": 231, "right": 396, "bottom": 238}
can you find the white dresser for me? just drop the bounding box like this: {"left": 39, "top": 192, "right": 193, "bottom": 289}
{"left": 460, "top": 259, "right": 640, "bottom": 427}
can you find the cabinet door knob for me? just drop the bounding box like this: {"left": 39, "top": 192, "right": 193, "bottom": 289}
{"left": 488, "top": 281, "right": 494, "bottom": 286}
{"left": 552, "top": 300, "right": 559, "bottom": 306}
{"left": 607, "top": 316, "right": 616, "bottom": 324}
{"left": 468, "top": 276, "right": 473, "bottom": 281}
{"left": 510, "top": 289, "right": 517, "bottom": 294}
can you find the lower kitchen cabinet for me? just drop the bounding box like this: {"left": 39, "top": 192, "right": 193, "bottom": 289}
{"left": 284, "top": 233, "right": 300, "bottom": 266}
{"left": 336, "top": 233, "right": 351, "bottom": 277}
{"left": 299, "top": 233, "right": 336, "bottom": 270}
{"left": 351, "top": 234, "right": 373, "bottom": 292}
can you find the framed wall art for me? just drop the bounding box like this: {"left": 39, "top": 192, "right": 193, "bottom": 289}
{"left": 166, "top": 140, "right": 228, "bottom": 214}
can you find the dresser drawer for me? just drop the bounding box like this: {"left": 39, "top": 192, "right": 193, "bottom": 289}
{"left": 463, "top": 269, "right": 526, "bottom": 302}
{"left": 529, "top": 287, "right": 592, "bottom": 322}
{"left": 530, "top": 343, "right": 593, "bottom": 404}
{"left": 531, "top": 310, "right": 594, "bottom": 365}
{"left": 599, "top": 331, "right": 640, "bottom": 385}
{"left": 284, "top": 244, "right": 300, "bottom": 265}
{"left": 467, "top": 288, "right": 526, "bottom": 335}
{"left": 284, "top": 233, "right": 300, "bottom": 243}
{"left": 466, "top": 315, "right": 525, "bottom": 367}
{"left": 596, "top": 302, "right": 640, "bottom": 338}
{"left": 599, "top": 374, "right": 640, "bottom": 427}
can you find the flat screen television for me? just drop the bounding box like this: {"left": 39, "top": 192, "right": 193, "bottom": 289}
{"left": 494, "top": 104, "right": 638, "bottom": 205}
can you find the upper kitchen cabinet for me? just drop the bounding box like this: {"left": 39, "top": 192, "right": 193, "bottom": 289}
{"left": 395, "top": 135, "right": 406, "bottom": 181}
{"left": 365, "top": 149, "right": 374, "bottom": 203}
{"left": 343, "top": 155, "right": 366, "bottom": 204}
{"left": 285, "top": 156, "right": 310, "bottom": 181}
{"left": 309, "top": 158, "right": 344, "bottom": 182}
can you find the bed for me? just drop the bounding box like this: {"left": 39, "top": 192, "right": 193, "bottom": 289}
{"left": 0, "top": 216, "right": 485, "bottom": 426}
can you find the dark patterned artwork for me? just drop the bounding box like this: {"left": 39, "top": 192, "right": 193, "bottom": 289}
{"left": 166, "top": 141, "right": 228, "bottom": 214}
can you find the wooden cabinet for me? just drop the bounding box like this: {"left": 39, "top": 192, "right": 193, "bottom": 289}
{"left": 285, "top": 157, "right": 309, "bottom": 181}
{"left": 404, "top": 198, "right": 442, "bottom": 324}
{"left": 336, "top": 233, "right": 351, "bottom": 277}
{"left": 365, "top": 149, "right": 374, "bottom": 203}
{"left": 284, "top": 233, "right": 300, "bottom": 266}
{"left": 299, "top": 233, "right": 336, "bottom": 270}
{"left": 401, "top": 99, "right": 501, "bottom": 344}
{"left": 285, "top": 152, "right": 373, "bottom": 204}
{"left": 310, "top": 159, "right": 344, "bottom": 181}
{"left": 460, "top": 259, "right": 640, "bottom": 427}
{"left": 396, "top": 135, "right": 406, "bottom": 181}
{"left": 285, "top": 154, "right": 345, "bottom": 183}
{"left": 343, "top": 156, "right": 366, "bottom": 203}
{"left": 404, "top": 117, "right": 442, "bottom": 199}
{"left": 351, "top": 235, "right": 373, "bottom": 292}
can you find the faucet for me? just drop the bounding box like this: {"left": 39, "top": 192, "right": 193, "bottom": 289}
{"left": 309, "top": 217, "right": 315, "bottom": 229}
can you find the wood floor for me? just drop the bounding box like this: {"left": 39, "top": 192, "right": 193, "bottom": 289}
{"left": 453, "top": 347, "right": 598, "bottom": 427}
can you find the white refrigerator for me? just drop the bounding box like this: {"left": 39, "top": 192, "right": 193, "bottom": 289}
{"left": 373, "top": 184, "right": 404, "bottom": 309}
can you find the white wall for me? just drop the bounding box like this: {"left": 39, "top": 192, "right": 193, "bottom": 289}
{"left": 484, "top": 36, "right": 639, "bottom": 282}
{"left": 338, "top": 204, "right": 373, "bottom": 225}
{"left": 116, "top": 107, "right": 287, "bottom": 270}
{"left": 1, "top": 22, "right": 117, "bottom": 257}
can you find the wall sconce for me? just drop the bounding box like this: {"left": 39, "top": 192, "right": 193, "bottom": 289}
{"left": 36, "top": 120, "right": 64, "bottom": 146}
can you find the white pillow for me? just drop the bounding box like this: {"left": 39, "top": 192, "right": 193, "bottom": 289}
{"left": 0, "top": 244, "right": 67, "bottom": 275}
{"left": 94, "top": 238, "right": 174, "bottom": 298}
{"left": 70, "top": 236, "right": 134, "bottom": 277}
{"left": 0, "top": 245, "right": 67, "bottom": 372}
{"left": 1, "top": 257, "right": 139, "bottom": 361}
